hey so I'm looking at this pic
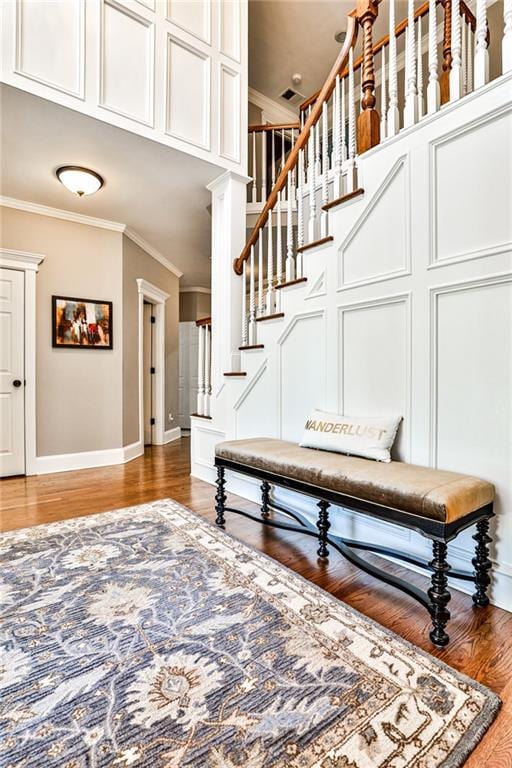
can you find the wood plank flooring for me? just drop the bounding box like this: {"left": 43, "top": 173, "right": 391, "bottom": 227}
{"left": 1, "top": 437, "right": 511, "bottom": 767}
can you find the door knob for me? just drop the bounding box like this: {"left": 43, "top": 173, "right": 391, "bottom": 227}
{"left": 13, "top": 379, "right": 22, "bottom": 388}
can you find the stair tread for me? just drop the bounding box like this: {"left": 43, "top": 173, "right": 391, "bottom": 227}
{"left": 224, "top": 371, "right": 247, "bottom": 376}
{"left": 322, "top": 187, "right": 365, "bottom": 212}
{"left": 296, "top": 236, "right": 333, "bottom": 253}
{"left": 239, "top": 344, "right": 265, "bottom": 350}
{"left": 255, "top": 312, "right": 285, "bottom": 322}
{"left": 191, "top": 413, "right": 212, "bottom": 419}
{"left": 275, "top": 277, "right": 308, "bottom": 290}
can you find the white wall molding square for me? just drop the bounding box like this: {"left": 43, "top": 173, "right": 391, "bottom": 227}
{"left": 166, "top": 0, "right": 211, "bottom": 46}
{"left": 218, "top": 62, "right": 240, "bottom": 163}
{"left": 165, "top": 34, "right": 211, "bottom": 150}
{"left": 218, "top": 0, "right": 240, "bottom": 62}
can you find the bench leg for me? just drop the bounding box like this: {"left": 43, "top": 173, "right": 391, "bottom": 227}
{"left": 215, "top": 466, "right": 226, "bottom": 527}
{"left": 472, "top": 519, "right": 492, "bottom": 607}
{"left": 317, "top": 500, "right": 331, "bottom": 559}
{"left": 428, "top": 540, "right": 451, "bottom": 647}
{"left": 261, "top": 481, "right": 271, "bottom": 519}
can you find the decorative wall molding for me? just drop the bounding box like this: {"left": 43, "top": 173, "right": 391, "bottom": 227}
{"left": 248, "top": 87, "right": 298, "bottom": 125}
{"left": 218, "top": 0, "right": 241, "bottom": 63}
{"left": 337, "top": 155, "right": 411, "bottom": 290}
{"left": 34, "top": 440, "right": 143, "bottom": 475}
{"left": 179, "top": 286, "right": 211, "bottom": 294}
{"left": 164, "top": 426, "right": 182, "bottom": 443}
{"left": 0, "top": 196, "right": 182, "bottom": 277}
{"left": 219, "top": 63, "right": 241, "bottom": 163}
{"left": 165, "top": 34, "right": 211, "bottom": 151}
{"left": 305, "top": 270, "right": 326, "bottom": 300}
{"left": 166, "top": 0, "right": 211, "bottom": 46}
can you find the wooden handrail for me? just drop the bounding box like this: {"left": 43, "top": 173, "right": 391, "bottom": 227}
{"left": 234, "top": 13, "right": 358, "bottom": 275}
{"left": 248, "top": 122, "right": 300, "bottom": 133}
{"left": 196, "top": 316, "right": 211, "bottom": 327}
{"left": 299, "top": 0, "right": 476, "bottom": 113}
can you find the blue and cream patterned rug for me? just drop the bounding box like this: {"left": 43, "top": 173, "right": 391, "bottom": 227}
{"left": 0, "top": 499, "right": 500, "bottom": 767}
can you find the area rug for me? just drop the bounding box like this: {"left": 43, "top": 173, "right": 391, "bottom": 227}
{"left": 0, "top": 500, "right": 500, "bottom": 768}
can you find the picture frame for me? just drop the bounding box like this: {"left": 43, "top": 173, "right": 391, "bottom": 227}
{"left": 52, "top": 295, "right": 113, "bottom": 349}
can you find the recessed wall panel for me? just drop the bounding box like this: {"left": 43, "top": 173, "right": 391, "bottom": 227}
{"left": 16, "top": 0, "right": 84, "bottom": 96}
{"left": 219, "top": 64, "right": 240, "bottom": 162}
{"left": 166, "top": 36, "right": 210, "bottom": 149}
{"left": 339, "top": 296, "right": 410, "bottom": 460}
{"left": 219, "top": 0, "right": 240, "bottom": 61}
{"left": 167, "top": 0, "right": 210, "bottom": 43}
{"left": 100, "top": 0, "right": 154, "bottom": 125}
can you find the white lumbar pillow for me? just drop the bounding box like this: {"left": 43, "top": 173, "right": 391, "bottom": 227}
{"left": 300, "top": 410, "right": 402, "bottom": 463}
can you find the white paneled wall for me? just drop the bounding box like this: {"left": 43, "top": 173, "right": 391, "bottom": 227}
{"left": 1, "top": 0, "right": 247, "bottom": 172}
{"left": 192, "top": 74, "right": 512, "bottom": 611}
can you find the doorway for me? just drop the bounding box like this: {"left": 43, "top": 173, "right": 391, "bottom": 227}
{"left": 142, "top": 301, "right": 155, "bottom": 446}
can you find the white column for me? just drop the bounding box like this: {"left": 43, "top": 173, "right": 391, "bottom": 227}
{"left": 387, "top": 0, "right": 400, "bottom": 136}
{"left": 504, "top": 0, "right": 512, "bottom": 72}
{"left": 380, "top": 46, "right": 387, "bottom": 139}
{"left": 450, "top": 0, "right": 463, "bottom": 100}
{"left": 475, "top": 0, "right": 489, "bottom": 87}
{"left": 248, "top": 244, "right": 257, "bottom": 345}
{"left": 321, "top": 101, "right": 329, "bottom": 238}
{"left": 204, "top": 325, "right": 211, "bottom": 417}
{"left": 197, "top": 324, "right": 205, "bottom": 415}
{"left": 427, "top": 0, "right": 440, "bottom": 113}
{"left": 207, "top": 170, "right": 250, "bottom": 380}
{"left": 417, "top": 16, "right": 424, "bottom": 117}
{"left": 285, "top": 174, "right": 295, "bottom": 282}
{"left": 404, "top": 0, "right": 419, "bottom": 126}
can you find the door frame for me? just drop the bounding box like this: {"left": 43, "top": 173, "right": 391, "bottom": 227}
{"left": 136, "top": 279, "right": 169, "bottom": 446}
{"left": 0, "top": 248, "right": 45, "bottom": 476}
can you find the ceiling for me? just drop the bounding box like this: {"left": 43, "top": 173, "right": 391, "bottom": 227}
{"left": 0, "top": 84, "right": 220, "bottom": 288}
{"left": 249, "top": 0, "right": 408, "bottom": 105}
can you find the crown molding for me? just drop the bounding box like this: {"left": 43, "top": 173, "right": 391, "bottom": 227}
{"left": 0, "top": 195, "right": 182, "bottom": 278}
{"left": 180, "top": 286, "right": 211, "bottom": 294}
{"left": 248, "top": 87, "right": 298, "bottom": 125}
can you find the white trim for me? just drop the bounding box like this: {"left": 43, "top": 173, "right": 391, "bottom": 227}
{"left": 33, "top": 440, "right": 143, "bottom": 475}
{"left": 248, "top": 87, "right": 298, "bottom": 125}
{"left": 136, "top": 278, "right": 168, "bottom": 447}
{"left": 0, "top": 248, "right": 45, "bottom": 477}
{"left": 206, "top": 169, "right": 251, "bottom": 192}
{"left": 179, "top": 286, "right": 211, "bottom": 294}
{"left": 0, "top": 196, "right": 182, "bottom": 277}
{"left": 164, "top": 426, "right": 181, "bottom": 443}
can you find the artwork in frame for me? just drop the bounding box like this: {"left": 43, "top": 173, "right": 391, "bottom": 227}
{"left": 52, "top": 296, "right": 113, "bottom": 349}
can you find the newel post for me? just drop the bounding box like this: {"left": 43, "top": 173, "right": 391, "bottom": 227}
{"left": 207, "top": 170, "right": 250, "bottom": 384}
{"left": 440, "top": 0, "right": 453, "bottom": 104}
{"left": 357, "top": 0, "right": 380, "bottom": 153}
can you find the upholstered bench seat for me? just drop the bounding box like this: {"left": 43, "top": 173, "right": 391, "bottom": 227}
{"left": 215, "top": 437, "right": 494, "bottom": 523}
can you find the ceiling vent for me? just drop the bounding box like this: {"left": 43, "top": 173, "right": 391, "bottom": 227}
{"left": 279, "top": 87, "right": 305, "bottom": 104}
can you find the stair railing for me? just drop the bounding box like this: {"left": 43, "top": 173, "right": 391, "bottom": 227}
{"left": 248, "top": 122, "right": 301, "bottom": 205}
{"left": 234, "top": 0, "right": 510, "bottom": 351}
{"left": 194, "top": 317, "right": 212, "bottom": 418}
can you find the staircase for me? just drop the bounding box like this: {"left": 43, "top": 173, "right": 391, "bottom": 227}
{"left": 192, "top": 0, "right": 512, "bottom": 611}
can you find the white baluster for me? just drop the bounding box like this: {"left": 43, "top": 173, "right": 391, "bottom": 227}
{"left": 346, "top": 47, "right": 357, "bottom": 194}
{"left": 280, "top": 129, "right": 287, "bottom": 202}
{"left": 380, "top": 46, "right": 387, "bottom": 139}
{"left": 503, "top": 0, "right": 512, "bottom": 72}
{"left": 249, "top": 244, "right": 256, "bottom": 345}
{"left": 308, "top": 127, "right": 316, "bottom": 242}
{"left": 204, "top": 324, "right": 211, "bottom": 416}
{"left": 258, "top": 235, "right": 264, "bottom": 317}
{"left": 286, "top": 174, "right": 295, "bottom": 283}
{"left": 405, "top": 0, "right": 419, "bottom": 126}
{"left": 450, "top": 0, "right": 462, "bottom": 100}
{"left": 251, "top": 131, "right": 257, "bottom": 203}
{"left": 276, "top": 189, "right": 283, "bottom": 286}
{"left": 461, "top": 18, "right": 467, "bottom": 95}
{"left": 197, "top": 324, "right": 205, "bottom": 415}
{"left": 467, "top": 26, "right": 473, "bottom": 92}
{"left": 341, "top": 76, "right": 347, "bottom": 164}
{"left": 291, "top": 128, "right": 297, "bottom": 197}
{"left": 475, "top": 0, "right": 489, "bottom": 87}
{"left": 387, "top": 0, "right": 400, "bottom": 136}
{"left": 261, "top": 131, "right": 267, "bottom": 201}
{"left": 315, "top": 111, "right": 321, "bottom": 176}
{"left": 271, "top": 129, "right": 276, "bottom": 188}
{"left": 297, "top": 148, "right": 305, "bottom": 278}
{"left": 417, "top": 16, "right": 424, "bottom": 117}
{"left": 241, "top": 258, "right": 248, "bottom": 348}
{"left": 427, "top": 0, "right": 440, "bottom": 113}
{"left": 321, "top": 102, "right": 329, "bottom": 238}
{"left": 266, "top": 211, "right": 274, "bottom": 313}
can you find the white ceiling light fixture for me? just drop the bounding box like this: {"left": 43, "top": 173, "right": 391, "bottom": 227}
{"left": 56, "top": 165, "right": 104, "bottom": 197}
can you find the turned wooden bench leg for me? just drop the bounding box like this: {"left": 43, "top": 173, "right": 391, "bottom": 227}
{"left": 428, "top": 540, "right": 451, "bottom": 646}
{"left": 215, "top": 466, "right": 226, "bottom": 527}
{"left": 261, "top": 480, "right": 271, "bottom": 519}
{"left": 317, "top": 500, "right": 331, "bottom": 559}
{"left": 472, "top": 518, "right": 492, "bottom": 606}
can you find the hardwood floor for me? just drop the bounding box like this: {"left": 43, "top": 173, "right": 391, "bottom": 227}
{"left": 1, "top": 437, "right": 511, "bottom": 766}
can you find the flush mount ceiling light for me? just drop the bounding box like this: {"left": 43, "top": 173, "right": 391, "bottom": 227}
{"left": 56, "top": 165, "right": 104, "bottom": 197}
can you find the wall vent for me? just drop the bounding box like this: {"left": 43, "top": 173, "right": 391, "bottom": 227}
{"left": 279, "top": 87, "right": 305, "bottom": 104}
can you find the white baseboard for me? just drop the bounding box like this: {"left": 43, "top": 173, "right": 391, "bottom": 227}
{"left": 33, "top": 441, "right": 144, "bottom": 475}
{"left": 195, "top": 462, "right": 512, "bottom": 613}
{"left": 164, "top": 427, "right": 181, "bottom": 443}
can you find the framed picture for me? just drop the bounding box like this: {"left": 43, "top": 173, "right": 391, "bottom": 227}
{"left": 52, "top": 296, "right": 113, "bottom": 349}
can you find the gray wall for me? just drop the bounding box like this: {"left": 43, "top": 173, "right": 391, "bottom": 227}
{"left": 0, "top": 206, "right": 124, "bottom": 456}
{"left": 122, "top": 235, "right": 180, "bottom": 446}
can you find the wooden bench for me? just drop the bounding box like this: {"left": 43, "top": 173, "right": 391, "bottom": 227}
{"left": 214, "top": 437, "right": 495, "bottom": 647}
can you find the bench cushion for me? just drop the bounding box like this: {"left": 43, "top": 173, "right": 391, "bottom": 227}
{"left": 215, "top": 438, "right": 494, "bottom": 523}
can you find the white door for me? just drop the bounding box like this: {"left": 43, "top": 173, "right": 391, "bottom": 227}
{"left": 143, "top": 302, "right": 153, "bottom": 445}
{"left": 0, "top": 268, "right": 25, "bottom": 476}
